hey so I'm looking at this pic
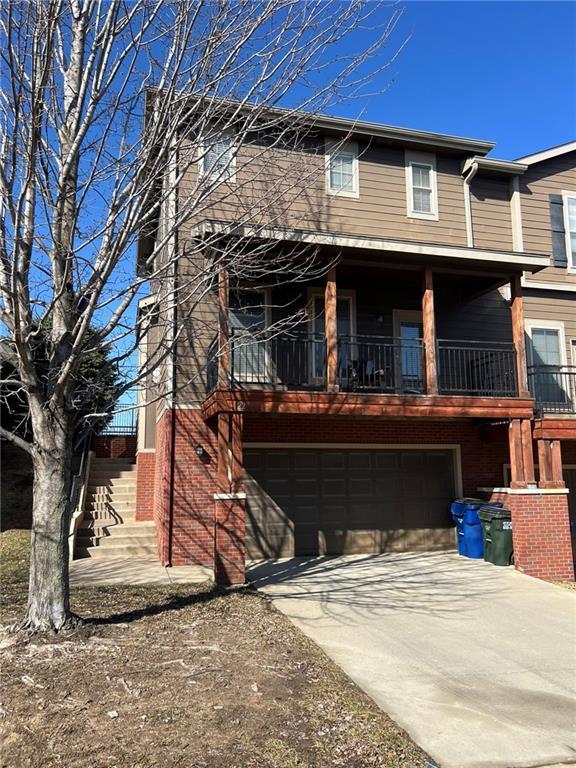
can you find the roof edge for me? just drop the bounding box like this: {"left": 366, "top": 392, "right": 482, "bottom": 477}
{"left": 515, "top": 140, "right": 576, "bottom": 165}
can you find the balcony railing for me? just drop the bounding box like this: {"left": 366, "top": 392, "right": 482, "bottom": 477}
{"left": 437, "top": 339, "right": 518, "bottom": 397}
{"left": 207, "top": 332, "right": 520, "bottom": 398}
{"left": 337, "top": 335, "right": 425, "bottom": 393}
{"left": 528, "top": 365, "right": 576, "bottom": 414}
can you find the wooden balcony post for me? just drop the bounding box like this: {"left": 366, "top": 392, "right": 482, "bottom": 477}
{"left": 325, "top": 267, "right": 338, "bottom": 392}
{"left": 537, "top": 439, "right": 553, "bottom": 488}
{"left": 551, "top": 439, "right": 565, "bottom": 487}
{"left": 521, "top": 418, "right": 535, "bottom": 486}
{"left": 510, "top": 274, "right": 529, "bottom": 398}
{"left": 509, "top": 418, "right": 525, "bottom": 487}
{"left": 422, "top": 268, "right": 438, "bottom": 395}
{"left": 218, "top": 269, "right": 230, "bottom": 387}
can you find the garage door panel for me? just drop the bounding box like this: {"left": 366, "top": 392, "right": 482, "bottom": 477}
{"left": 244, "top": 447, "right": 455, "bottom": 557}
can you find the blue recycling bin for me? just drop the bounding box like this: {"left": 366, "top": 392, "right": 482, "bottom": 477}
{"left": 451, "top": 498, "right": 503, "bottom": 559}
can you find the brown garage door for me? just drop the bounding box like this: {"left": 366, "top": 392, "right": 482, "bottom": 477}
{"left": 561, "top": 468, "right": 576, "bottom": 563}
{"left": 244, "top": 447, "right": 456, "bottom": 558}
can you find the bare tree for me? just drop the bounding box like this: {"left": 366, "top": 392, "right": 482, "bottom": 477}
{"left": 0, "top": 0, "right": 405, "bottom": 631}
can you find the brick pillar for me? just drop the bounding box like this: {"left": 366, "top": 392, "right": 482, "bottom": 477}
{"left": 508, "top": 490, "right": 574, "bottom": 582}
{"left": 135, "top": 451, "right": 156, "bottom": 521}
{"left": 214, "top": 495, "right": 246, "bottom": 586}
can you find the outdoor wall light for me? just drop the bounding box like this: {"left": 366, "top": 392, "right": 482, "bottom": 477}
{"left": 195, "top": 444, "right": 205, "bottom": 457}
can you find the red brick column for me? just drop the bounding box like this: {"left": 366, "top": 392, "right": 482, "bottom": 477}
{"left": 507, "top": 491, "right": 574, "bottom": 582}
{"left": 92, "top": 435, "right": 137, "bottom": 459}
{"left": 214, "top": 495, "right": 246, "bottom": 586}
{"left": 135, "top": 451, "right": 156, "bottom": 521}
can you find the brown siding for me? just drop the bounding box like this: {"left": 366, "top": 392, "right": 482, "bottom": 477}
{"left": 470, "top": 176, "right": 513, "bottom": 251}
{"left": 524, "top": 290, "right": 576, "bottom": 363}
{"left": 520, "top": 151, "right": 576, "bottom": 287}
{"left": 178, "top": 136, "right": 469, "bottom": 247}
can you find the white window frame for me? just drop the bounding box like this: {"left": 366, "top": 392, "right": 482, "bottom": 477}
{"left": 561, "top": 190, "right": 576, "bottom": 272}
{"left": 325, "top": 139, "right": 359, "bottom": 199}
{"left": 198, "top": 129, "right": 236, "bottom": 183}
{"left": 392, "top": 309, "right": 424, "bottom": 391}
{"left": 229, "top": 287, "right": 272, "bottom": 382}
{"left": 405, "top": 150, "right": 438, "bottom": 221}
{"left": 525, "top": 319, "right": 567, "bottom": 367}
{"left": 307, "top": 287, "right": 357, "bottom": 383}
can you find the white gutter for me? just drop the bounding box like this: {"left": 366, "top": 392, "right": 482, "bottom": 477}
{"left": 462, "top": 160, "right": 479, "bottom": 248}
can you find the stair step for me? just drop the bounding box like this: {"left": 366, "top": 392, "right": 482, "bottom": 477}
{"left": 79, "top": 520, "right": 154, "bottom": 533}
{"left": 76, "top": 544, "right": 158, "bottom": 559}
{"left": 86, "top": 492, "right": 136, "bottom": 502}
{"left": 89, "top": 473, "right": 137, "bottom": 483}
{"left": 78, "top": 533, "right": 157, "bottom": 547}
{"left": 82, "top": 515, "right": 135, "bottom": 526}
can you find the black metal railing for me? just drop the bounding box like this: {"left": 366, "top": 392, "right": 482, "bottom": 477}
{"left": 528, "top": 365, "right": 576, "bottom": 414}
{"left": 337, "top": 335, "right": 425, "bottom": 393}
{"left": 437, "top": 339, "right": 518, "bottom": 397}
{"left": 229, "top": 332, "right": 325, "bottom": 389}
{"left": 101, "top": 408, "right": 137, "bottom": 435}
{"left": 206, "top": 332, "right": 521, "bottom": 399}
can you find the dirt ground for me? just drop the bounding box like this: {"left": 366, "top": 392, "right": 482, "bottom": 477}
{"left": 1, "top": 530, "right": 431, "bottom": 768}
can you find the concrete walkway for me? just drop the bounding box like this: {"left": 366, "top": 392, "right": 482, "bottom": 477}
{"left": 248, "top": 553, "right": 576, "bottom": 768}
{"left": 70, "top": 557, "right": 213, "bottom": 586}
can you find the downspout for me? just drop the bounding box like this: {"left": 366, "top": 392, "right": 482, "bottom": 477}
{"left": 165, "top": 137, "right": 179, "bottom": 567}
{"left": 462, "top": 158, "right": 479, "bottom": 248}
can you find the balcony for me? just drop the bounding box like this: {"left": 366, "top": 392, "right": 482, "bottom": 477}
{"left": 528, "top": 366, "right": 576, "bottom": 415}
{"left": 208, "top": 332, "right": 518, "bottom": 398}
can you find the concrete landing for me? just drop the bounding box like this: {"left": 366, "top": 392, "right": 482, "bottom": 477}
{"left": 70, "top": 557, "right": 213, "bottom": 586}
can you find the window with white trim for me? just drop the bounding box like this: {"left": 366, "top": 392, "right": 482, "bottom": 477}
{"left": 562, "top": 191, "right": 576, "bottom": 268}
{"left": 325, "top": 140, "right": 359, "bottom": 197}
{"left": 405, "top": 151, "right": 438, "bottom": 220}
{"left": 200, "top": 132, "right": 235, "bottom": 182}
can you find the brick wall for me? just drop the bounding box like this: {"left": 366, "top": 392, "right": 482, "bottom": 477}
{"left": 214, "top": 497, "right": 246, "bottom": 585}
{"left": 244, "top": 415, "right": 510, "bottom": 495}
{"left": 135, "top": 451, "right": 156, "bottom": 522}
{"left": 507, "top": 492, "right": 574, "bottom": 582}
{"left": 92, "top": 435, "right": 137, "bottom": 459}
{"left": 154, "top": 408, "right": 219, "bottom": 568}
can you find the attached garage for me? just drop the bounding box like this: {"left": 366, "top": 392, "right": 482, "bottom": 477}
{"left": 244, "top": 446, "right": 457, "bottom": 558}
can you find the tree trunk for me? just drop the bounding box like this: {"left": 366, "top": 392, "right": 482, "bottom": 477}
{"left": 21, "top": 425, "right": 79, "bottom": 632}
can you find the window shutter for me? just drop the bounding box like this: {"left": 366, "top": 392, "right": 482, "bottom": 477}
{"left": 549, "top": 194, "right": 567, "bottom": 267}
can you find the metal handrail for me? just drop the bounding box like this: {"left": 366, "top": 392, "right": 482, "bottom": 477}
{"left": 527, "top": 365, "right": 576, "bottom": 414}
{"left": 437, "top": 339, "right": 517, "bottom": 397}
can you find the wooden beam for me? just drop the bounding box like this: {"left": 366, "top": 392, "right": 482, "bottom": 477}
{"left": 325, "top": 267, "right": 338, "bottom": 392}
{"left": 218, "top": 269, "right": 230, "bottom": 386}
{"left": 510, "top": 274, "right": 529, "bottom": 398}
{"left": 422, "top": 267, "right": 438, "bottom": 395}
{"left": 202, "top": 388, "right": 535, "bottom": 421}
{"left": 537, "top": 439, "right": 553, "bottom": 488}
{"left": 533, "top": 419, "right": 576, "bottom": 440}
{"left": 509, "top": 418, "right": 526, "bottom": 487}
{"left": 230, "top": 413, "right": 244, "bottom": 493}
{"left": 520, "top": 418, "right": 535, "bottom": 485}
{"left": 551, "top": 439, "right": 565, "bottom": 487}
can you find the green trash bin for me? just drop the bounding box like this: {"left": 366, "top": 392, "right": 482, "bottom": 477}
{"left": 478, "top": 507, "right": 514, "bottom": 566}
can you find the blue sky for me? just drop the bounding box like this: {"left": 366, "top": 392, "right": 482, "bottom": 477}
{"left": 344, "top": 1, "right": 576, "bottom": 160}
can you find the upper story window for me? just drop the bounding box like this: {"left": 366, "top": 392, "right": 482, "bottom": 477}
{"left": 405, "top": 151, "right": 438, "bottom": 220}
{"left": 200, "top": 131, "right": 235, "bottom": 182}
{"left": 562, "top": 191, "right": 576, "bottom": 269}
{"left": 325, "top": 139, "right": 359, "bottom": 198}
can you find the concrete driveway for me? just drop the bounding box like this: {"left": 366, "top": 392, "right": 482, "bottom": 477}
{"left": 248, "top": 553, "right": 576, "bottom": 768}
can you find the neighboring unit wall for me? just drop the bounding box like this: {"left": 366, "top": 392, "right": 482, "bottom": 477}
{"left": 520, "top": 150, "right": 576, "bottom": 287}
{"left": 524, "top": 290, "right": 576, "bottom": 364}
{"left": 470, "top": 175, "right": 513, "bottom": 251}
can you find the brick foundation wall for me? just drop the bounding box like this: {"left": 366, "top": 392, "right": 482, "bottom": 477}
{"left": 92, "top": 435, "right": 137, "bottom": 459}
{"left": 153, "top": 408, "right": 219, "bottom": 568}
{"left": 244, "top": 416, "right": 510, "bottom": 495}
{"left": 214, "top": 497, "right": 246, "bottom": 585}
{"left": 135, "top": 451, "right": 156, "bottom": 522}
{"left": 507, "top": 492, "right": 574, "bottom": 582}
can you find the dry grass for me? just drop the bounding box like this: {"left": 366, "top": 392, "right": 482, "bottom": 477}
{"left": 0, "top": 530, "right": 430, "bottom": 768}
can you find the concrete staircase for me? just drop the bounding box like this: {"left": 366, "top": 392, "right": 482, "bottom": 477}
{"left": 75, "top": 457, "right": 157, "bottom": 559}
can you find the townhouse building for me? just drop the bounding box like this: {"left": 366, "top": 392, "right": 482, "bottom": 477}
{"left": 98, "top": 114, "right": 576, "bottom": 585}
